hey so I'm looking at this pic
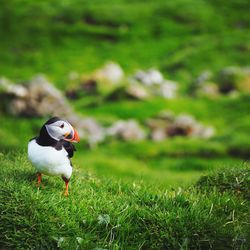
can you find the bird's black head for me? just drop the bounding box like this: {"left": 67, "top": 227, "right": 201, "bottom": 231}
{"left": 38, "top": 117, "right": 80, "bottom": 144}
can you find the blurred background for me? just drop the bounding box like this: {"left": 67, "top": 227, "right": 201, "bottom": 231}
{"left": 0, "top": 0, "right": 249, "bottom": 188}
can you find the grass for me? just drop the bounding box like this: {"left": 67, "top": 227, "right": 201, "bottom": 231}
{"left": 0, "top": 152, "right": 249, "bottom": 249}
{"left": 197, "top": 167, "right": 250, "bottom": 199}
{"left": 0, "top": 0, "right": 249, "bottom": 87}
{"left": 0, "top": 95, "right": 249, "bottom": 189}
{"left": 0, "top": 0, "right": 250, "bottom": 248}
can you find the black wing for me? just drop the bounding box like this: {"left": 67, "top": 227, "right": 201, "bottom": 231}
{"left": 63, "top": 141, "right": 76, "bottom": 158}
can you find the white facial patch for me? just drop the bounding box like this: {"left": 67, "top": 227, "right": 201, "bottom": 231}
{"left": 45, "top": 120, "right": 73, "bottom": 141}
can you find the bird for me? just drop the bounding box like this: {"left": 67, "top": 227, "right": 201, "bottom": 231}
{"left": 28, "top": 117, "right": 80, "bottom": 196}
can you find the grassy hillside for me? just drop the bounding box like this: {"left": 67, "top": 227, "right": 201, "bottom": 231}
{"left": 0, "top": 0, "right": 250, "bottom": 248}
{"left": 0, "top": 95, "right": 249, "bottom": 188}
{"left": 1, "top": 152, "right": 249, "bottom": 249}
{"left": 0, "top": 0, "right": 249, "bottom": 88}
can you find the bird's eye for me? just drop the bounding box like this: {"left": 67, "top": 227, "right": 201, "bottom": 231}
{"left": 60, "top": 124, "right": 64, "bottom": 128}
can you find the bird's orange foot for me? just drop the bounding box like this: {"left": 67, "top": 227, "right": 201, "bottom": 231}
{"left": 63, "top": 177, "right": 69, "bottom": 196}
{"left": 36, "top": 173, "right": 42, "bottom": 187}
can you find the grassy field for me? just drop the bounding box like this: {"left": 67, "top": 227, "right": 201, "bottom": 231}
{"left": 1, "top": 96, "right": 249, "bottom": 248}
{"left": 1, "top": 152, "right": 249, "bottom": 249}
{"left": 0, "top": 0, "right": 249, "bottom": 88}
{"left": 0, "top": 0, "right": 250, "bottom": 249}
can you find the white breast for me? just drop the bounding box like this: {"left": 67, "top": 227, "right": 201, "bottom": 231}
{"left": 28, "top": 139, "right": 72, "bottom": 179}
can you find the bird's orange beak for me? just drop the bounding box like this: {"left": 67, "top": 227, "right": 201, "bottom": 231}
{"left": 64, "top": 127, "right": 80, "bottom": 143}
{"left": 72, "top": 127, "right": 80, "bottom": 142}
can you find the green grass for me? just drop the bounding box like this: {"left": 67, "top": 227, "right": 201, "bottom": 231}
{"left": 0, "top": 95, "right": 249, "bottom": 188}
{"left": 0, "top": 0, "right": 250, "bottom": 248}
{"left": 197, "top": 167, "right": 250, "bottom": 199}
{"left": 0, "top": 152, "right": 249, "bottom": 249}
{"left": 0, "top": 0, "right": 249, "bottom": 87}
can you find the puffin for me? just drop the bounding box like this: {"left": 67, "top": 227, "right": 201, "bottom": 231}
{"left": 28, "top": 117, "right": 80, "bottom": 196}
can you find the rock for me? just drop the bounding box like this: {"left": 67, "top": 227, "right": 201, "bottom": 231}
{"left": 106, "top": 84, "right": 149, "bottom": 101}
{"left": 146, "top": 111, "right": 174, "bottom": 141}
{"left": 0, "top": 75, "right": 107, "bottom": 145}
{"left": 200, "top": 126, "right": 215, "bottom": 139}
{"left": 168, "top": 114, "right": 196, "bottom": 137}
{"left": 134, "top": 69, "right": 163, "bottom": 86}
{"left": 147, "top": 112, "right": 215, "bottom": 141}
{"left": 168, "top": 114, "right": 215, "bottom": 138}
{"left": 0, "top": 75, "right": 70, "bottom": 117}
{"left": 77, "top": 118, "right": 105, "bottom": 146}
{"left": 126, "top": 84, "right": 149, "bottom": 100}
{"left": 195, "top": 82, "right": 219, "bottom": 98}
{"left": 66, "top": 79, "right": 98, "bottom": 100}
{"left": 157, "top": 110, "right": 175, "bottom": 121}
{"left": 25, "top": 75, "right": 72, "bottom": 117}
{"left": 81, "top": 79, "right": 98, "bottom": 93}
{"left": 217, "top": 66, "right": 250, "bottom": 93}
{"left": 193, "top": 70, "right": 213, "bottom": 85}
{"left": 0, "top": 77, "right": 28, "bottom": 97}
{"left": 94, "top": 62, "right": 124, "bottom": 84}
{"left": 65, "top": 89, "right": 78, "bottom": 100}
{"left": 8, "top": 99, "right": 27, "bottom": 115}
{"left": 159, "top": 80, "right": 178, "bottom": 99}
{"left": 146, "top": 119, "right": 168, "bottom": 141}
{"left": 107, "top": 120, "right": 146, "bottom": 141}
{"left": 148, "top": 69, "right": 163, "bottom": 84}
{"left": 132, "top": 69, "right": 178, "bottom": 98}
{"left": 151, "top": 128, "right": 167, "bottom": 141}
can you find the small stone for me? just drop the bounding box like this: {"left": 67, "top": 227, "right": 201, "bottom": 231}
{"left": 8, "top": 99, "right": 27, "bottom": 115}
{"left": 78, "top": 118, "right": 105, "bottom": 146}
{"left": 147, "top": 112, "right": 215, "bottom": 140}
{"left": 134, "top": 69, "right": 163, "bottom": 86}
{"left": 107, "top": 120, "right": 146, "bottom": 141}
{"left": 126, "top": 84, "right": 149, "bottom": 100}
{"left": 195, "top": 82, "right": 219, "bottom": 98}
{"left": 194, "top": 70, "right": 213, "bottom": 86}
{"left": 217, "top": 66, "right": 250, "bottom": 93}
{"left": 94, "top": 62, "right": 124, "bottom": 84}
{"left": 159, "top": 80, "right": 178, "bottom": 99}
{"left": 151, "top": 128, "right": 167, "bottom": 141}
{"left": 0, "top": 77, "right": 28, "bottom": 97}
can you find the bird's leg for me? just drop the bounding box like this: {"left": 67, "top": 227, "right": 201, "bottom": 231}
{"left": 62, "top": 176, "right": 70, "bottom": 196}
{"left": 37, "top": 173, "right": 42, "bottom": 187}
{"left": 64, "top": 181, "right": 69, "bottom": 196}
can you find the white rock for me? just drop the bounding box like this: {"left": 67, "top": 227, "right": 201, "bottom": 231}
{"left": 107, "top": 120, "right": 146, "bottom": 141}
{"left": 151, "top": 128, "right": 167, "bottom": 141}
{"left": 160, "top": 80, "right": 178, "bottom": 99}
{"left": 196, "top": 82, "right": 219, "bottom": 98}
{"left": 195, "top": 70, "right": 213, "bottom": 85}
{"left": 28, "top": 75, "right": 71, "bottom": 116}
{"left": 200, "top": 126, "right": 215, "bottom": 138}
{"left": 127, "top": 84, "right": 149, "bottom": 99}
{"left": 8, "top": 99, "right": 27, "bottom": 115}
{"left": 78, "top": 118, "right": 105, "bottom": 145}
{"left": 95, "top": 62, "right": 124, "bottom": 84}
{"left": 134, "top": 69, "right": 164, "bottom": 86}
{"left": 174, "top": 114, "right": 196, "bottom": 127}
{"left": 147, "top": 69, "right": 164, "bottom": 84}
{"left": 0, "top": 77, "right": 28, "bottom": 97}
